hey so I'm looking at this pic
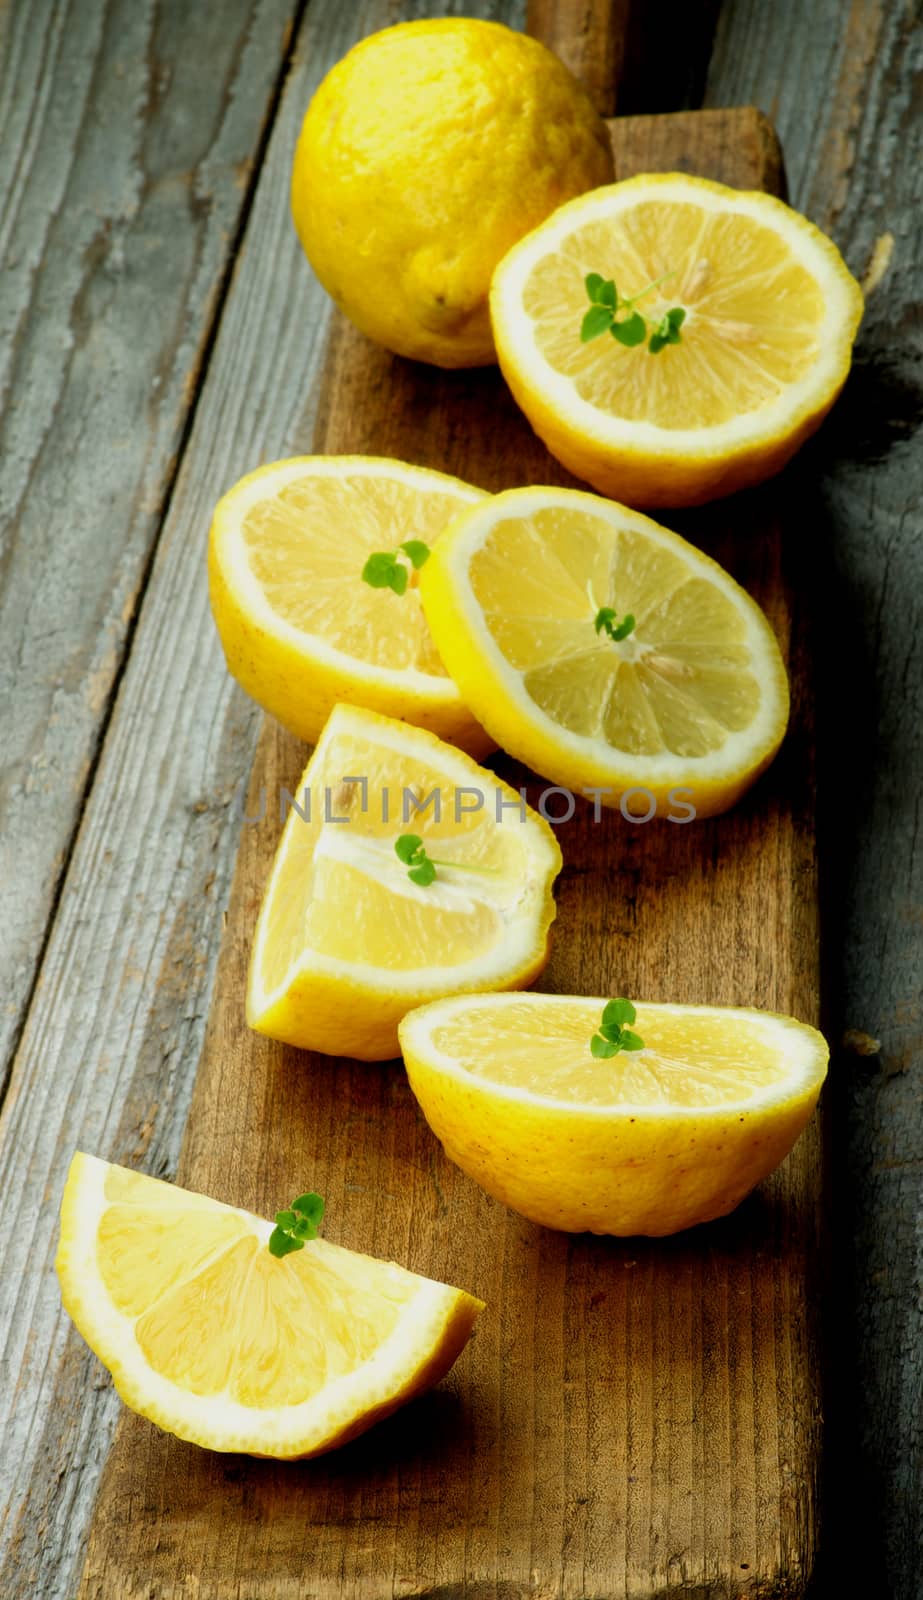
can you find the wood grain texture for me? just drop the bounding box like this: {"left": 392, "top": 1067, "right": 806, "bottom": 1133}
{"left": 78, "top": 108, "right": 826, "bottom": 1600}
{"left": 705, "top": 9, "right": 923, "bottom": 1596}
{"left": 0, "top": 0, "right": 301, "bottom": 1083}
{"left": 526, "top": 0, "right": 630, "bottom": 112}
{"left": 0, "top": 6, "right": 529, "bottom": 1598}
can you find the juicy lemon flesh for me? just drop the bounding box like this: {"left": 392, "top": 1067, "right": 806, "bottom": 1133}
{"left": 426, "top": 998, "right": 806, "bottom": 1109}
{"left": 95, "top": 1168, "right": 414, "bottom": 1408}
{"left": 241, "top": 471, "right": 468, "bottom": 677}
{"left": 525, "top": 200, "right": 827, "bottom": 428}
{"left": 468, "top": 505, "right": 762, "bottom": 760}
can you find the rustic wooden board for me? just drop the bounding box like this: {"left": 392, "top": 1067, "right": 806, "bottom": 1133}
{"left": 77, "top": 100, "right": 825, "bottom": 1598}
{"left": 0, "top": 0, "right": 302, "bottom": 1084}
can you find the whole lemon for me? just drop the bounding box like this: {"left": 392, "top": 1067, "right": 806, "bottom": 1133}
{"left": 291, "top": 19, "right": 614, "bottom": 368}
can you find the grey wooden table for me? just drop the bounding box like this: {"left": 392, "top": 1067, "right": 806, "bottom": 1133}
{"left": 0, "top": 2, "right": 919, "bottom": 1596}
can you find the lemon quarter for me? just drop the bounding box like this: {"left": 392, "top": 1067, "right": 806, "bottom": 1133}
{"left": 57, "top": 1153, "right": 484, "bottom": 1457}
{"left": 248, "top": 704, "right": 562, "bottom": 1060}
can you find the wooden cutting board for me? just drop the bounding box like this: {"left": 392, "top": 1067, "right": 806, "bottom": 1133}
{"left": 78, "top": 6, "right": 825, "bottom": 1597}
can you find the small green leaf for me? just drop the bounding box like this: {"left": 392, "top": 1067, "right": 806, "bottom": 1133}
{"left": 585, "top": 272, "right": 616, "bottom": 305}
{"left": 268, "top": 1191, "right": 325, "bottom": 1256}
{"left": 611, "top": 312, "right": 647, "bottom": 347}
{"left": 292, "top": 1192, "right": 325, "bottom": 1225}
{"left": 362, "top": 552, "right": 398, "bottom": 588}
{"left": 591, "top": 1033, "right": 620, "bottom": 1059}
{"left": 602, "top": 998, "right": 637, "bottom": 1028}
{"left": 408, "top": 859, "right": 437, "bottom": 886}
{"left": 361, "top": 551, "right": 409, "bottom": 594}
{"left": 581, "top": 304, "right": 614, "bottom": 343}
{"left": 395, "top": 833, "right": 424, "bottom": 865}
{"left": 595, "top": 608, "right": 635, "bottom": 643}
{"left": 650, "top": 306, "right": 686, "bottom": 354}
{"left": 619, "top": 1030, "right": 645, "bottom": 1052}
{"left": 269, "top": 1227, "right": 305, "bottom": 1257}
{"left": 400, "top": 540, "right": 431, "bottom": 570}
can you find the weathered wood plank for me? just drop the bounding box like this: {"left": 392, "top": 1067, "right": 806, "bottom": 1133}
{"left": 0, "top": 0, "right": 301, "bottom": 1083}
{"left": 77, "top": 104, "right": 826, "bottom": 1599}
{"left": 0, "top": 6, "right": 529, "bottom": 1598}
{"left": 705, "top": 7, "right": 923, "bottom": 1595}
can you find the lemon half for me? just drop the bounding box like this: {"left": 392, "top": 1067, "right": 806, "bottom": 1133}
{"left": 400, "top": 994, "right": 828, "bottom": 1235}
{"left": 419, "top": 485, "right": 789, "bottom": 818}
{"left": 209, "top": 456, "right": 491, "bottom": 754}
{"left": 491, "top": 173, "right": 863, "bottom": 504}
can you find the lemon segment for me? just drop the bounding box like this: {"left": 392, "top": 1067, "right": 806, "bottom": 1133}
{"left": 291, "top": 18, "right": 614, "bottom": 367}
{"left": 56, "top": 1153, "right": 484, "bottom": 1457}
{"left": 209, "top": 456, "right": 492, "bottom": 755}
{"left": 490, "top": 173, "right": 863, "bottom": 504}
{"left": 419, "top": 485, "right": 789, "bottom": 818}
{"left": 247, "top": 704, "right": 562, "bottom": 1059}
{"left": 399, "top": 994, "right": 828, "bottom": 1235}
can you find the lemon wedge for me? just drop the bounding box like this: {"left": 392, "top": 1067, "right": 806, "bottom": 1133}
{"left": 56, "top": 1153, "right": 484, "bottom": 1457}
{"left": 248, "top": 704, "right": 562, "bottom": 1059}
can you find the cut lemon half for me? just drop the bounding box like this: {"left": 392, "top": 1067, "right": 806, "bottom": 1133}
{"left": 419, "top": 485, "right": 789, "bottom": 818}
{"left": 209, "top": 456, "right": 491, "bottom": 754}
{"left": 491, "top": 173, "right": 863, "bottom": 506}
{"left": 400, "top": 994, "right": 828, "bottom": 1235}
{"left": 248, "top": 703, "right": 562, "bottom": 1059}
{"left": 56, "top": 1153, "right": 484, "bottom": 1457}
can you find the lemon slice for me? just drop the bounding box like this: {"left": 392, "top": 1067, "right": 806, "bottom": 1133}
{"left": 208, "top": 456, "right": 491, "bottom": 753}
{"left": 491, "top": 173, "right": 863, "bottom": 506}
{"left": 419, "top": 484, "right": 789, "bottom": 818}
{"left": 400, "top": 994, "right": 828, "bottom": 1235}
{"left": 56, "top": 1153, "right": 484, "bottom": 1457}
{"left": 247, "top": 703, "right": 562, "bottom": 1059}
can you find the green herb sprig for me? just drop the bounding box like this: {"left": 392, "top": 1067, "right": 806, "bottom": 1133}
{"left": 394, "top": 833, "right": 497, "bottom": 889}
{"left": 581, "top": 273, "right": 686, "bottom": 355}
{"left": 595, "top": 605, "right": 636, "bottom": 642}
{"left": 268, "top": 1192, "right": 325, "bottom": 1257}
{"left": 361, "top": 540, "right": 431, "bottom": 596}
{"left": 590, "top": 999, "right": 645, "bottom": 1059}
